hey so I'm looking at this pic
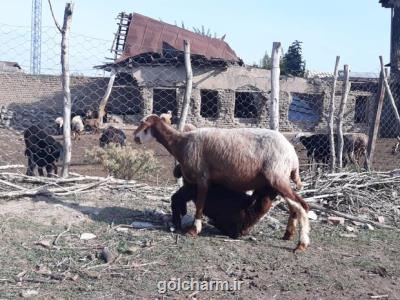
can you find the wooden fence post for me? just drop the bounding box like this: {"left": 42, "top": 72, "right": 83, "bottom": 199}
{"left": 365, "top": 71, "right": 386, "bottom": 170}
{"left": 270, "top": 42, "right": 281, "bottom": 131}
{"left": 178, "top": 40, "right": 193, "bottom": 131}
{"left": 337, "top": 64, "right": 351, "bottom": 170}
{"left": 328, "top": 56, "right": 340, "bottom": 172}
{"left": 61, "top": 2, "right": 74, "bottom": 178}
{"left": 176, "top": 40, "right": 193, "bottom": 186}
{"left": 98, "top": 68, "right": 116, "bottom": 126}
{"left": 380, "top": 56, "right": 400, "bottom": 127}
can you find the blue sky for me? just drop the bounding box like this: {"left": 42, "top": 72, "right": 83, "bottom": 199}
{"left": 0, "top": 0, "right": 392, "bottom": 73}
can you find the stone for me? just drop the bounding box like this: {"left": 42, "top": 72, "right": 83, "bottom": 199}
{"left": 327, "top": 216, "right": 345, "bottom": 225}
{"left": 363, "top": 223, "right": 374, "bottom": 230}
{"left": 80, "top": 232, "right": 96, "bottom": 240}
{"left": 377, "top": 216, "right": 385, "bottom": 224}
{"left": 308, "top": 210, "right": 318, "bottom": 220}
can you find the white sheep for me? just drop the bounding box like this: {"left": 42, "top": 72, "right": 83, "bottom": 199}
{"left": 71, "top": 115, "right": 84, "bottom": 140}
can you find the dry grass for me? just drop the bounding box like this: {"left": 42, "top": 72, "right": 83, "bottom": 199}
{"left": 84, "top": 144, "right": 159, "bottom": 180}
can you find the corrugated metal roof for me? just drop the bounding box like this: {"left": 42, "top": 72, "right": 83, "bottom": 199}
{"left": 116, "top": 13, "right": 241, "bottom": 64}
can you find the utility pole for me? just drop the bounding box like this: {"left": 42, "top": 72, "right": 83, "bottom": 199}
{"left": 31, "top": 0, "right": 42, "bottom": 74}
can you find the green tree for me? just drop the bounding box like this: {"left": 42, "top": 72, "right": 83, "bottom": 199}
{"left": 259, "top": 51, "right": 272, "bottom": 69}
{"left": 257, "top": 50, "right": 285, "bottom": 71}
{"left": 282, "top": 40, "right": 306, "bottom": 77}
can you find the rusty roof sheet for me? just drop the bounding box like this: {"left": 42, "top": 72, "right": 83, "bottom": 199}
{"left": 116, "top": 13, "right": 240, "bottom": 64}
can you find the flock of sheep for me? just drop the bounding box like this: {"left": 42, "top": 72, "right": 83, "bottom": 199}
{"left": 23, "top": 110, "right": 127, "bottom": 177}
{"left": 22, "top": 110, "right": 369, "bottom": 252}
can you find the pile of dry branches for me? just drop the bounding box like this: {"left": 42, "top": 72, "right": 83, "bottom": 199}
{"left": 0, "top": 165, "right": 399, "bottom": 230}
{"left": 0, "top": 170, "right": 175, "bottom": 200}
{"left": 299, "top": 169, "right": 400, "bottom": 229}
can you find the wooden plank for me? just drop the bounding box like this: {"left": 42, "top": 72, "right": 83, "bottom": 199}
{"left": 337, "top": 64, "right": 351, "bottom": 169}
{"left": 61, "top": 2, "right": 74, "bottom": 178}
{"left": 365, "top": 71, "right": 386, "bottom": 170}
{"left": 270, "top": 42, "right": 282, "bottom": 131}
{"left": 328, "top": 56, "right": 340, "bottom": 172}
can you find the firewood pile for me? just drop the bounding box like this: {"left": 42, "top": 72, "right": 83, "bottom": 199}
{"left": 0, "top": 165, "right": 399, "bottom": 230}
{"left": 299, "top": 169, "right": 400, "bottom": 230}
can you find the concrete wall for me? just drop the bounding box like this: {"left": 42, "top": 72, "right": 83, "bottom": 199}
{"left": 0, "top": 67, "right": 378, "bottom": 135}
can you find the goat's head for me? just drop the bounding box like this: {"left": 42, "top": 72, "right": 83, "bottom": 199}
{"left": 86, "top": 109, "right": 93, "bottom": 118}
{"left": 133, "top": 114, "right": 160, "bottom": 144}
{"left": 55, "top": 117, "right": 63, "bottom": 127}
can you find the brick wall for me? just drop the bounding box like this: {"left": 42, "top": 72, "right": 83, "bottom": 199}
{"left": 0, "top": 72, "right": 141, "bottom": 131}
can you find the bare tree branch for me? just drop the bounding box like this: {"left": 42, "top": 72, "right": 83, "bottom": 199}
{"left": 47, "top": 0, "right": 62, "bottom": 33}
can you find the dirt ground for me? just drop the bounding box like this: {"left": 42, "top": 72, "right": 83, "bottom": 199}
{"left": 0, "top": 187, "right": 399, "bottom": 299}
{"left": 0, "top": 128, "right": 399, "bottom": 299}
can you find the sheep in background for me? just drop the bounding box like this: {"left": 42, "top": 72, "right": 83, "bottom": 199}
{"left": 83, "top": 118, "right": 100, "bottom": 134}
{"left": 86, "top": 109, "right": 108, "bottom": 124}
{"left": 71, "top": 115, "right": 84, "bottom": 139}
{"left": 108, "top": 114, "right": 124, "bottom": 124}
{"left": 55, "top": 117, "right": 64, "bottom": 135}
{"left": 24, "top": 124, "right": 63, "bottom": 177}
{"left": 344, "top": 133, "right": 368, "bottom": 165}
{"left": 99, "top": 126, "right": 126, "bottom": 147}
{"left": 292, "top": 133, "right": 355, "bottom": 167}
{"left": 160, "top": 110, "right": 196, "bottom": 132}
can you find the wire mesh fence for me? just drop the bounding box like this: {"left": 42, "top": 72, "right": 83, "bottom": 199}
{"left": 0, "top": 15, "right": 400, "bottom": 182}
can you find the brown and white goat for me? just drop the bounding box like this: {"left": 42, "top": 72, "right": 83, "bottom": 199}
{"left": 134, "top": 114, "right": 310, "bottom": 251}
{"left": 83, "top": 118, "right": 100, "bottom": 134}
{"left": 344, "top": 133, "right": 368, "bottom": 165}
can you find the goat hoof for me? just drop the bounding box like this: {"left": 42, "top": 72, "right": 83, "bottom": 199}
{"left": 293, "top": 242, "right": 308, "bottom": 253}
{"left": 282, "top": 231, "right": 294, "bottom": 241}
{"left": 186, "top": 226, "right": 198, "bottom": 237}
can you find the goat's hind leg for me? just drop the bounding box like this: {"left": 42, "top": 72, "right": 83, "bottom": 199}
{"left": 268, "top": 177, "right": 310, "bottom": 252}
{"left": 282, "top": 203, "right": 298, "bottom": 241}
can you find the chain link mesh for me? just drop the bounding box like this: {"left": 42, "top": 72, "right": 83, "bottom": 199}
{"left": 0, "top": 21, "right": 399, "bottom": 180}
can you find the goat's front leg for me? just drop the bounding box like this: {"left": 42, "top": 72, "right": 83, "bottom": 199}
{"left": 187, "top": 182, "right": 208, "bottom": 237}
{"left": 171, "top": 185, "right": 193, "bottom": 230}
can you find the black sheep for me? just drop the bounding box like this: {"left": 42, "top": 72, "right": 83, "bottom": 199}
{"left": 99, "top": 126, "right": 126, "bottom": 147}
{"left": 24, "top": 124, "right": 63, "bottom": 177}
{"left": 171, "top": 164, "right": 276, "bottom": 239}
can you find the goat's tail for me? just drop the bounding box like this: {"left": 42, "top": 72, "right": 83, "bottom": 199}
{"left": 268, "top": 175, "right": 309, "bottom": 212}
{"left": 290, "top": 168, "right": 303, "bottom": 190}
